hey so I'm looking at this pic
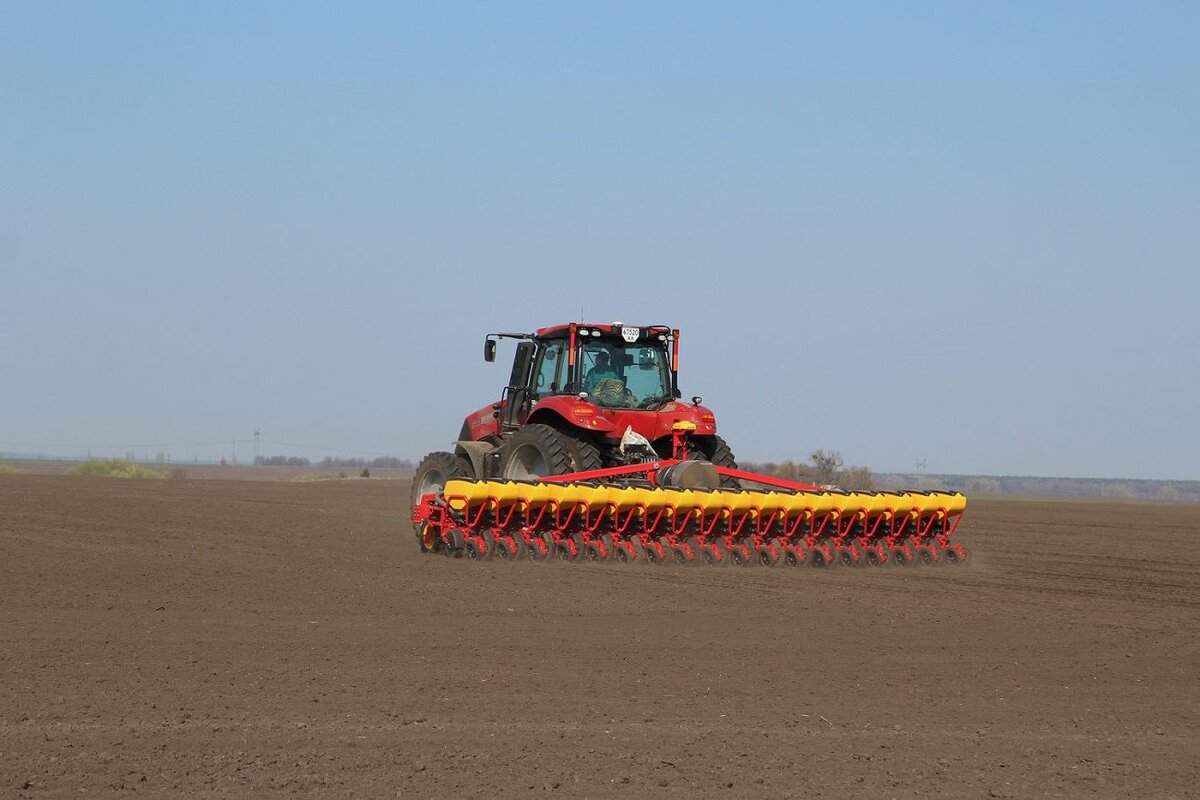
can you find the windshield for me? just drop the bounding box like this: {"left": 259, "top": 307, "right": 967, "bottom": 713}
{"left": 579, "top": 340, "right": 672, "bottom": 409}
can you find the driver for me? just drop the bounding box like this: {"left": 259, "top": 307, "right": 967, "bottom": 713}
{"left": 584, "top": 351, "right": 620, "bottom": 394}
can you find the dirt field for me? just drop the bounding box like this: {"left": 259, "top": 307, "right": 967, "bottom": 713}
{"left": 1, "top": 475, "right": 1197, "bottom": 797}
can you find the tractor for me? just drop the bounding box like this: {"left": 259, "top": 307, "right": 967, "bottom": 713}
{"left": 412, "top": 322, "right": 738, "bottom": 510}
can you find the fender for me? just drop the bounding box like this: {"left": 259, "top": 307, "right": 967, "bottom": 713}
{"left": 454, "top": 440, "right": 497, "bottom": 478}
{"left": 462, "top": 403, "right": 502, "bottom": 442}
{"left": 531, "top": 398, "right": 717, "bottom": 442}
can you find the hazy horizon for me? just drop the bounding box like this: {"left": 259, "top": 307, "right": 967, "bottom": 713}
{"left": 3, "top": 3, "right": 1197, "bottom": 480}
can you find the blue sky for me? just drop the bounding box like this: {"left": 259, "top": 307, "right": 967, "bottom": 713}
{"left": 2, "top": 2, "right": 1197, "bottom": 479}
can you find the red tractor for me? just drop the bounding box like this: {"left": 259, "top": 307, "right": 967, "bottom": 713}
{"left": 412, "top": 322, "right": 738, "bottom": 507}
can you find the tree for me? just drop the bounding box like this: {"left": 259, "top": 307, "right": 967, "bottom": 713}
{"left": 839, "top": 466, "right": 875, "bottom": 491}
{"left": 809, "top": 449, "right": 844, "bottom": 484}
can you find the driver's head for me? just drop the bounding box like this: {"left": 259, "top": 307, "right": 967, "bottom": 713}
{"left": 595, "top": 352, "right": 609, "bottom": 368}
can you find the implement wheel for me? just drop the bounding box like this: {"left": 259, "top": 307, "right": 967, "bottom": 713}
{"left": 757, "top": 543, "right": 781, "bottom": 567}
{"left": 464, "top": 536, "right": 486, "bottom": 560}
{"left": 500, "top": 534, "right": 524, "bottom": 560}
{"left": 528, "top": 536, "right": 552, "bottom": 561}
{"left": 586, "top": 540, "right": 608, "bottom": 562}
{"left": 478, "top": 529, "right": 496, "bottom": 560}
{"left": 614, "top": 540, "right": 636, "bottom": 563}
{"left": 558, "top": 537, "right": 585, "bottom": 562}
{"left": 417, "top": 522, "right": 442, "bottom": 554}
{"left": 645, "top": 540, "right": 668, "bottom": 565}
{"left": 807, "top": 544, "right": 832, "bottom": 568}
{"left": 941, "top": 542, "right": 970, "bottom": 565}
{"left": 839, "top": 542, "right": 864, "bottom": 567}
{"left": 700, "top": 539, "right": 726, "bottom": 565}
{"left": 730, "top": 541, "right": 755, "bottom": 566}
{"left": 628, "top": 538, "right": 647, "bottom": 563}
{"left": 889, "top": 544, "right": 913, "bottom": 566}
{"left": 599, "top": 534, "right": 616, "bottom": 555}
{"left": 441, "top": 528, "right": 465, "bottom": 558}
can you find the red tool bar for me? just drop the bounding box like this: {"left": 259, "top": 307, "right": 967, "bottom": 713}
{"left": 711, "top": 466, "right": 825, "bottom": 492}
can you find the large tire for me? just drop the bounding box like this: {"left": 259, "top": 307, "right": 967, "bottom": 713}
{"left": 411, "top": 451, "right": 472, "bottom": 511}
{"left": 691, "top": 434, "right": 740, "bottom": 488}
{"left": 499, "top": 424, "right": 576, "bottom": 480}
{"left": 560, "top": 431, "right": 603, "bottom": 474}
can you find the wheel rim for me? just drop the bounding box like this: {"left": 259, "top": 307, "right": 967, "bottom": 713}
{"left": 419, "top": 523, "right": 438, "bottom": 551}
{"left": 417, "top": 468, "right": 447, "bottom": 497}
{"left": 503, "top": 443, "right": 550, "bottom": 480}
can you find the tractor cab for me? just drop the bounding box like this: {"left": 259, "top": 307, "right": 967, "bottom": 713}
{"left": 480, "top": 323, "right": 687, "bottom": 432}
{"left": 446, "top": 321, "right": 728, "bottom": 482}
{"left": 523, "top": 323, "right": 677, "bottom": 409}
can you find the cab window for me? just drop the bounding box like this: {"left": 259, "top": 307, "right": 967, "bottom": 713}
{"left": 533, "top": 340, "right": 566, "bottom": 398}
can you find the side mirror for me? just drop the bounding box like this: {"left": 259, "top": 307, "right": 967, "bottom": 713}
{"left": 484, "top": 339, "right": 497, "bottom": 362}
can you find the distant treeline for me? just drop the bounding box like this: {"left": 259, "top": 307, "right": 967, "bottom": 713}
{"left": 253, "top": 455, "right": 414, "bottom": 469}
{"left": 739, "top": 450, "right": 1199, "bottom": 501}
{"left": 876, "top": 473, "right": 1200, "bottom": 502}
{"left": 742, "top": 450, "right": 875, "bottom": 490}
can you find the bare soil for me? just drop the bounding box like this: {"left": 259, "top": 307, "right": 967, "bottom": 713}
{"left": 1, "top": 475, "right": 1197, "bottom": 797}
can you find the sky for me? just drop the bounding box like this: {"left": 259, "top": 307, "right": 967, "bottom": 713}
{"left": 1, "top": 2, "right": 1197, "bottom": 479}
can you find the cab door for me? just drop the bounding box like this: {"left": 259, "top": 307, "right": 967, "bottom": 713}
{"left": 529, "top": 339, "right": 566, "bottom": 411}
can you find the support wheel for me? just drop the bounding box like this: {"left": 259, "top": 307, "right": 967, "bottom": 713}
{"left": 645, "top": 540, "right": 668, "bottom": 565}
{"left": 417, "top": 522, "right": 442, "bottom": 554}
{"left": 464, "top": 536, "right": 486, "bottom": 560}
{"left": 808, "top": 544, "right": 834, "bottom": 568}
{"left": 757, "top": 543, "right": 782, "bottom": 567}
{"left": 839, "top": 542, "right": 864, "bottom": 567}
{"left": 443, "top": 528, "right": 466, "bottom": 558}
{"left": 730, "top": 541, "right": 755, "bottom": 566}
{"left": 528, "top": 537, "right": 552, "bottom": 561}
{"left": 614, "top": 540, "right": 636, "bottom": 563}
{"left": 478, "top": 529, "right": 496, "bottom": 560}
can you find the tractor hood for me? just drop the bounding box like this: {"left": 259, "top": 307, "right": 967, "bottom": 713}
{"left": 534, "top": 395, "right": 716, "bottom": 441}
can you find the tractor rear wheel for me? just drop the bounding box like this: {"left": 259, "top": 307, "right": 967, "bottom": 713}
{"left": 499, "top": 424, "right": 576, "bottom": 480}
{"left": 689, "top": 434, "right": 740, "bottom": 488}
{"left": 412, "top": 451, "right": 473, "bottom": 515}
{"left": 559, "top": 431, "right": 603, "bottom": 474}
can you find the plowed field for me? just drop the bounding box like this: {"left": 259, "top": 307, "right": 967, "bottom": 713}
{"left": 2, "top": 475, "right": 1197, "bottom": 797}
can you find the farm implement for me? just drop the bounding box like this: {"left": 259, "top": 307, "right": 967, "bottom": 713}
{"left": 411, "top": 322, "right": 969, "bottom": 567}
